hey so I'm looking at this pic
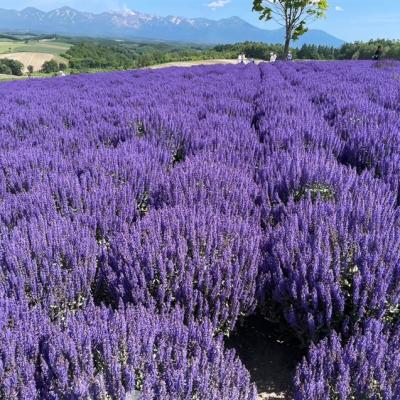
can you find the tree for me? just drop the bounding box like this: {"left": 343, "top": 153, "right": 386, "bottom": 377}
{"left": 59, "top": 62, "right": 67, "bottom": 71}
{"left": 0, "top": 59, "right": 24, "bottom": 76}
{"left": 41, "top": 59, "right": 59, "bottom": 73}
{"left": 252, "top": 0, "right": 329, "bottom": 58}
{"left": 0, "top": 63, "right": 12, "bottom": 75}
{"left": 27, "top": 65, "right": 34, "bottom": 74}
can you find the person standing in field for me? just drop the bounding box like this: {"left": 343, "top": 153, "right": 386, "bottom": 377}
{"left": 373, "top": 45, "right": 383, "bottom": 60}
{"left": 287, "top": 51, "right": 293, "bottom": 61}
{"left": 238, "top": 54, "right": 246, "bottom": 64}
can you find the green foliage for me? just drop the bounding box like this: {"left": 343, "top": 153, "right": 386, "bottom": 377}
{"left": 137, "top": 191, "right": 150, "bottom": 217}
{"left": 0, "top": 58, "right": 24, "bottom": 76}
{"left": 66, "top": 42, "right": 135, "bottom": 69}
{"left": 337, "top": 39, "right": 400, "bottom": 60}
{"left": 27, "top": 65, "right": 34, "bottom": 74}
{"left": 0, "top": 63, "right": 12, "bottom": 75}
{"left": 7, "top": 34, "right": 395, "bottom": 79}
{"left": 65, "top": 41, "right": 226, "bottom": 71}
{"left": 214, "top": 41, "right": 285, "bottom": 59}
{"left": 294, "top": 183, "right": 335, "bottom": 202}
{"left": 290, "top": 39, "right": 400, "bottom": 60}
{"left": 296, "top": 44, "right": 338, "bottom": 60}
{"left": 252, "top": 0, "right": 329, "bottom": 55}
{"left": 41, "top": 59, "right": 59, "bottom": 73}
{"left": 252, "top": 0, "right": 328, "bottom": 23}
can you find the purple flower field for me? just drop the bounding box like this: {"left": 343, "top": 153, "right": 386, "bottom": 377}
{"left": 0, "top": 61, "right": 399, "bottom": 399}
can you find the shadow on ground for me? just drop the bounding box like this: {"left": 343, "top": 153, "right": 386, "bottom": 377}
{"left": 226, "top": 314, "right": 304, "bottom": 400}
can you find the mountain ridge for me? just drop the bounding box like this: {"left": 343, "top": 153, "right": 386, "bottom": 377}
{"left": 0, "top": 7, "right": 345, "bottom": 47}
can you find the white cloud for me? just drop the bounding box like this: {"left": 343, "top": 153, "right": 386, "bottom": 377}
{"left": 206, "top": 0, "right": 231, "bottom": 10}
{"left": 335, "top": 6, "right": 344, "bottom": 11}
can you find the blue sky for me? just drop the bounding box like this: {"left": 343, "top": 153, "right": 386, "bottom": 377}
{"left": 2, "top": 0, "right": 400, "bottom": 42}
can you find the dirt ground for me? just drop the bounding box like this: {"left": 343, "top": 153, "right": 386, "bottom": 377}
{"left": 0, "top": 52, "right": 58, "bottom": 72}
{"left": 147, "top": 59, "right": 264, "bottom": 69}
{"left": 226, "top": 314, "right": 303, "bottom": 400}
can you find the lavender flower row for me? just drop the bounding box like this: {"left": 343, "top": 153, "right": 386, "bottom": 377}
{"left": 1, "top": 60, "right": 399, "bottom": 398}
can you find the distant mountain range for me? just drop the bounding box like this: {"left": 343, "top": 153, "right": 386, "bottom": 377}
{"left": 0, "top": 7, "right": 345, "bottom": 47}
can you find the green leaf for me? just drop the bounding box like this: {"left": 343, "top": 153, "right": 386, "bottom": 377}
{"left": 252, "top": 0, "right": 329, "bottom": 44}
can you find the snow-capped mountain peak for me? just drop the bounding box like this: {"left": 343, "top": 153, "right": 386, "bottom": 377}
{"left": 170, "top": 16, "right": 183, "bottom": 25}
{"left": 118, "top": 8, "right": 137, "bottom": 17}
{"left": 0, "top": 6, "right": 345, "bottom": 47}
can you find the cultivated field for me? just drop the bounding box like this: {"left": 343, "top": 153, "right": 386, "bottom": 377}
{"left": 0, "top": 39, "right": 71, "bottom": 55}
{"left": 0, "top": 52, "right": 62, "bottom": 72}
{"left": 0, "top": 61, "right": 399, "bottom": 400}
{"left": 0, "top": 39, "right": 22, "bottom": 53}
{"left": 0, "top": 38, "right": 70, "bottom": 71}
{"left": 0, "top": 73, "right": 26, "bottom": 81}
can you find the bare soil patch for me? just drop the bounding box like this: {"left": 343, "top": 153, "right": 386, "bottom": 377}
{"left": 0, "top": 52, "right": 59, "bottom": 72}
{"left": 226, "top": 314, "right": 303, "bottom": 400}
{"left": 147, "top": 59, "right": 263, "bottom": 69}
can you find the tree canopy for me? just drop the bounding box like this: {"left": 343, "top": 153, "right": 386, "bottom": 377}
{"left": 0, "top": 59, "right": 24, "bottom": 76}
{"left": 41, "top": 59, "right": 59, "bottom": 73}
{"left": 252, "top": 0, "right": 329, "bottom": 57}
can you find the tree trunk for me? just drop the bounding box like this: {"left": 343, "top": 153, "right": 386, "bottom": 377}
{"left": 283, "top": 32, "right": 291, "bottom": 60}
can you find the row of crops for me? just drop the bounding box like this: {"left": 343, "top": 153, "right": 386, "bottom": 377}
{"left": 0, "top": 61, "right": 399, "bottom": 399}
